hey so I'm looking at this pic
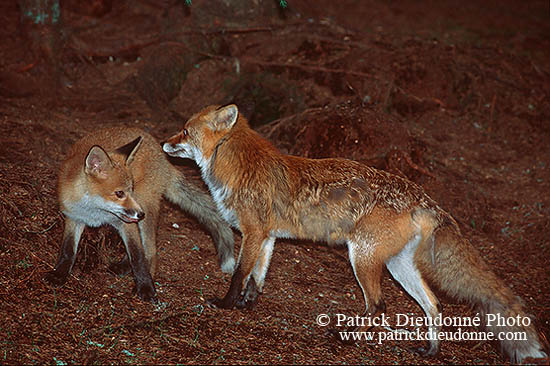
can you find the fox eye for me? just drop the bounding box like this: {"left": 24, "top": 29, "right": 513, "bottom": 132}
{"left": 183, "top": 128, "right": 188, "bottom": 137}
{"left": 115, "top": 190, "right": 125, "bottom": 199}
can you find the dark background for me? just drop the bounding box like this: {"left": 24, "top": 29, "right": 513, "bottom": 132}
{"left": 0, "top": 0, "right": 548, "bottom": 364}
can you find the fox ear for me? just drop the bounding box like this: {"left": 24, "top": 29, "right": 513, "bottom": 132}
{"left": 212, "top": 104, "right": 238, "bottom": 131}
{"left": 115, "top": 136, "right": 143, "bottom": 165}
{"left": 85, "top": 146, "right": 113, "bottom": 179}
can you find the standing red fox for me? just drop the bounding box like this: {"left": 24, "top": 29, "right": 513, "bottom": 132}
{"left": 163, "top": 105, "right": 548, "bottom": 363}
{"left": 45, "top": 127, "right": 235, "bottom": 302}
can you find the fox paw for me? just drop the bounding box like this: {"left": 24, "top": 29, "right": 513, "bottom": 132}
{"left": 134, "top": 284, "right": 157, "bottom": 303}
{"left": 235, "top": 295, "right": 258, "bottom": 309}
{"left": 235, "top": 280, "right": 259, "bottom": 309}
{"left": 43, "top": 270, "right": 68, "bottom": 287}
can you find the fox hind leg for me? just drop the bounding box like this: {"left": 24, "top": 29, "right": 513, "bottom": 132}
{"left": 348, "top": 239, "right": 387, "bottom": 318}
{"left": 44, "top": 218, "right": 85, "bottom": 287}
{"left": 385, "top": 233, "right": 441, "bottom": 356}
{"left": 333, "top": 239, "right": 386, "bottom": 344}
{"left": 166, "top": 175, "right": 235, "bottom": 273}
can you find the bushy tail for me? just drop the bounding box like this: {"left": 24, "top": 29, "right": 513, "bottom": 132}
{"left": 165, "top": 170, "right": 235, "bottom": 274}
{"left": 417, "top": 219, "right": 548, "bottom": 364}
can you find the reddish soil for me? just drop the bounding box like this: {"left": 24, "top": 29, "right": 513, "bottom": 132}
{"left": 1, "top": 0, "right": 549, "bottom": 364}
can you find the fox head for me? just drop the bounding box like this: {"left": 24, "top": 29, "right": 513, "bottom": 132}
{"left": 84, "top": 136, "right": 145, "bottom": 223}
{"left": 162, "top": 104, "right": 239, "bottom": 169}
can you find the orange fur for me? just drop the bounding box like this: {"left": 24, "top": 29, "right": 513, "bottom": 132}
{"left": 46, "top": 127, "right": 235, "bottom": 302}
{"left": 163, "top": 105, "right": 548, "bottom": 363}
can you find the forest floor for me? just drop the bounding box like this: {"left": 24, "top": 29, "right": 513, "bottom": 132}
{"left": 0, "top": 0, "right": 549, "bottom": 364}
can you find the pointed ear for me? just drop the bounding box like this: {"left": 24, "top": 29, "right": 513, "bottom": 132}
{"left": 114, "top": 136, "right": 143, "bottom": 165}
{"left": 85, "top": 146, "right": 113, "bottom": 179}
{"left": 211, "top": 104, "right": 238, "bottom": 131}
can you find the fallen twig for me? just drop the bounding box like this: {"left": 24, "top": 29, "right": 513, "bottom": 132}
{"left": 25, "top": 221, "right": 57, "bottom": 235}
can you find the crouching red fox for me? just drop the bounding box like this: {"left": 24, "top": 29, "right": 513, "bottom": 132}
{"left": 45, "top": 127, "right": 235, "bottom": 302}
{"left": 162, "top": 104, "right": 548, "bottom": 363}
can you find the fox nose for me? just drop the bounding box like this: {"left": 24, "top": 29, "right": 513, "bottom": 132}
{"left": 124, "top": 209, "right": 145, "bottom": 222}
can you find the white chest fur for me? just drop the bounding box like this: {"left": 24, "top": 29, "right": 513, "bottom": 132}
{"left": 197, "top": 154, "right": 240, "bottom": 230}
{"left": 63, "top": 193, "right": 120, "bottom": 227}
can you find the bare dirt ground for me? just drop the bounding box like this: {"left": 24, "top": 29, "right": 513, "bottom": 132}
{"left": 1, "top": 0, "right": 549, "bottom": 364}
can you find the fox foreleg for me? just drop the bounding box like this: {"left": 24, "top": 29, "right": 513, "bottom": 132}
{"left": 208, "top": 231, "right": 269, "bottom": 309}
{"left": 44, "top": 219, "right": 85, "bottom": 287}
{"left": 116, "top": 224, "right": 156, "bottom": 302}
